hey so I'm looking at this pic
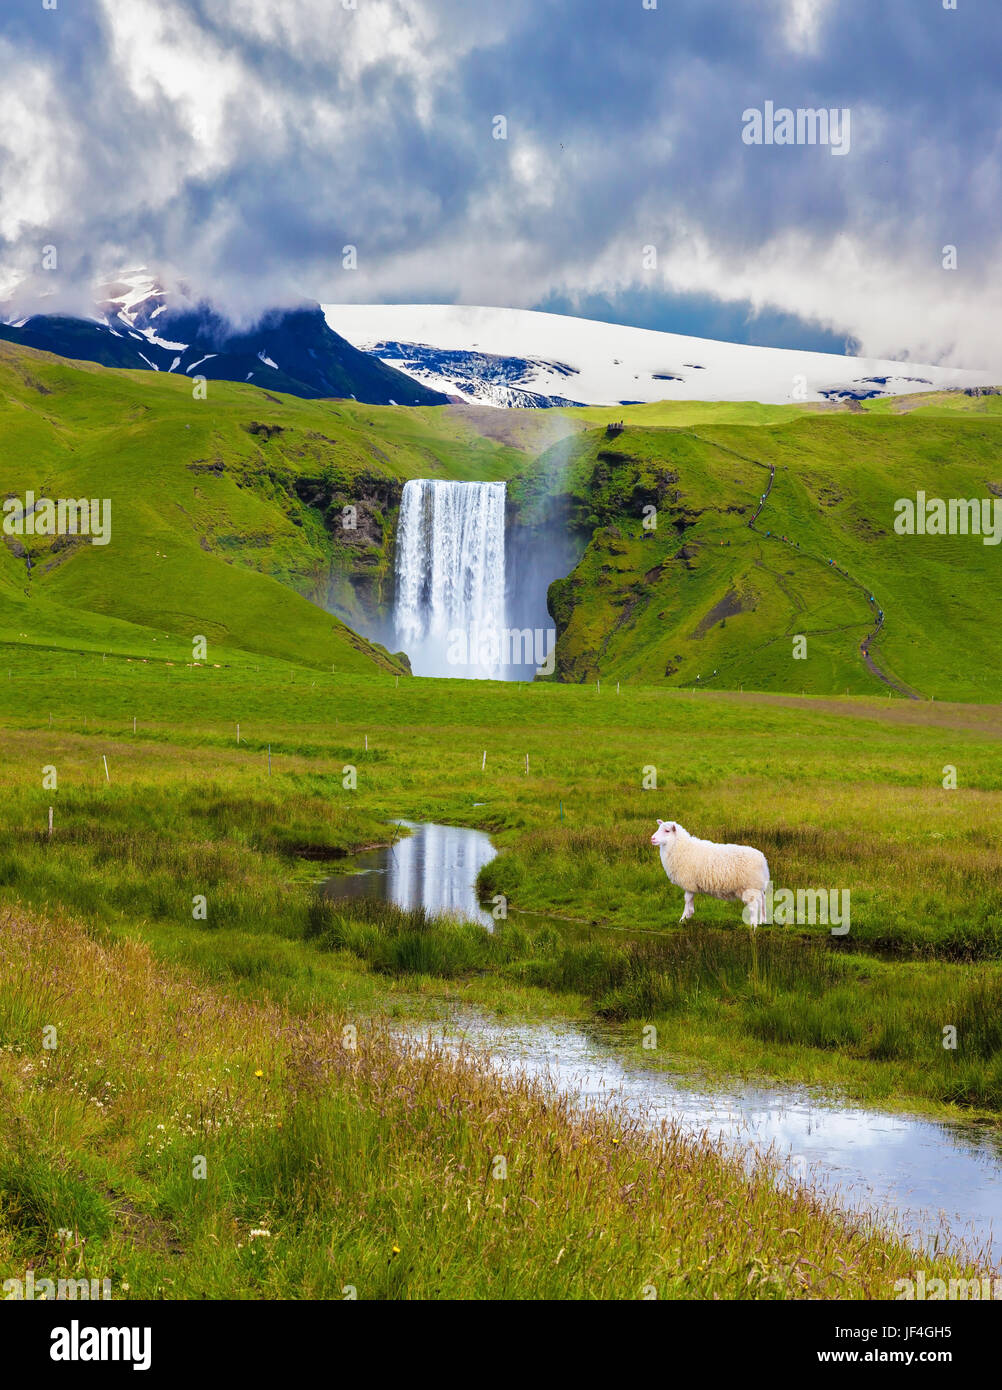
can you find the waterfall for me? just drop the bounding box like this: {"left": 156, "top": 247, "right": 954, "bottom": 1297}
{"left": 394, "top": 479, "right": 507, "bottom": 678}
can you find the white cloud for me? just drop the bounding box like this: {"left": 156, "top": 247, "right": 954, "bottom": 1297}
{"left": 573, "top": 224, "right": 1002, "bottom": 371}
{"left": 0, "top": 47, "right": 65, "bottom": 242}
{"left": 781, "top": 0, "right": 834, "bottom": 55}
{"left": 0, "top": 0, "right": 997, "bottom": 372}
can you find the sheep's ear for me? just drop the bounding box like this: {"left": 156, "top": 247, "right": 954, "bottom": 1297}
{"left": 656, "top": 818, "right": 664, "bottom": 826}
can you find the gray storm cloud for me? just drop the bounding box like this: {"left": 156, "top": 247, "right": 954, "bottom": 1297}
{"left": 0, "top": 0, "right": 1000, "bottom": 366}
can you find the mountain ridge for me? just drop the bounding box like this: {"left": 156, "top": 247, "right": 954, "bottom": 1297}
{"left": 0, "top": 272, "right": 448, "bottom": 407}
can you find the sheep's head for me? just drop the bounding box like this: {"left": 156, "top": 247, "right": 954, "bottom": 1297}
{"left": 651, "top": 819, "right": 679, "bottom": 846}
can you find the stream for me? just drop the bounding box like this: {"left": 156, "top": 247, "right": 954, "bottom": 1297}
{"left": 323, "top": 820, "right": 1002, "bottom": 1267}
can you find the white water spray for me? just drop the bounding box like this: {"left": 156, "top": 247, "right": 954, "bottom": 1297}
{"left": 394, "top": 479, "right": 507, "bottom": 678}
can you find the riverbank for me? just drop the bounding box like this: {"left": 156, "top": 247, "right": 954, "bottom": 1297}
{"left": 0, "top": 903, "right": 984, "bottom": 1299}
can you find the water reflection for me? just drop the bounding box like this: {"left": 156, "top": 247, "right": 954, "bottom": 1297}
{"left": 323, "top": 820, "right": 496, "bottom": 928}
{"left": 413, "top": 1013, "right": 1002, "bottom": 1269}
{"left": 323, "top": 820, "right": 1002, "bottom": 1267}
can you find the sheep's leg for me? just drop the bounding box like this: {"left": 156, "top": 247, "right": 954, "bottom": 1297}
{"left": 679, "top": 891, "right": 695, "bottom": 924}
{"left": 742, "top": 888, "right": 761, "bottom": 930}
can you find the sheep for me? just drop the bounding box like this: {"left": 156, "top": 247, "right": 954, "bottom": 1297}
{"left": 650, "top": 819, "right": 770, "bottom": 928}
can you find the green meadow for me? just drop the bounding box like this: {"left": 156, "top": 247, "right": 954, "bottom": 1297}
{"left": 2, "top": 345, "right": 1001, "bottom": 1297}
{"left": 1, "top": 648, "right": 1000, "bottom": 1297}
{"left": 0, "top": 644, "right": 1000, "bottom": 1111}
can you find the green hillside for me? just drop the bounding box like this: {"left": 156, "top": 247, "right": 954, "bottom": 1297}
{"left": 2, "top": 342, "right": 1000, "bottom": 700}
{"left": 0, "top": 343, "right": 522, "bottom": 673}
{"left": 526, "top": 401, "right": 1002, "bottom": 700}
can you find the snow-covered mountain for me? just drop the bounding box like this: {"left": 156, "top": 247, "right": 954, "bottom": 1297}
{"left": 4, "top": 276, "right": 995, "bottom": 408}
{"left": 0, "top": 270, "right": 447, "bottom": 406}
{"left": 324, "top": 304, "right": 998, "bottom": 407}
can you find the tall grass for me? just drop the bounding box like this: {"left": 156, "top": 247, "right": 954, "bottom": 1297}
{"left": 308, "top": 896, "right": 1002, "bottom": 1108}
{"left": 0, "top": 903, "right": 985, "bottom": 1299}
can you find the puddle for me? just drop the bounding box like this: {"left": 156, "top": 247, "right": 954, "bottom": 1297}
{"left": 323, "top": 819, "right": 497, "bottom": 928}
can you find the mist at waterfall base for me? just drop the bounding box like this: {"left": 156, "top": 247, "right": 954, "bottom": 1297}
{"left": 392, "top": 479, "right": 581, "bottom": 681}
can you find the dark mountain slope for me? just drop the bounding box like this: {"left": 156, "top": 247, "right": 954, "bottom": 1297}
{"left": 0, "top": 303, "right": 448, "bottom": 406}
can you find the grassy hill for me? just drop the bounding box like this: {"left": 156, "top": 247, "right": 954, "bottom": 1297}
{"left": 0, "top": 343, "right": 523, "bottom": 674}
{"left": 523, "top": 398, "right": 1002, "bottom": 700}
{"left": 2, "top": 342, "right": 1001, "bottom": 700}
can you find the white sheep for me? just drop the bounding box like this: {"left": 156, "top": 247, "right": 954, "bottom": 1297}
{"left": 650, "top": 819, "right": 770, "bottom": 928}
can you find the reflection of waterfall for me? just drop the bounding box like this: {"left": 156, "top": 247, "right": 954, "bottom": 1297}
{"left": 394, "top": 479, "right": 506, "bottom": 678}
{"left": 386, "top": 823, "right": 496, "bottom": 927}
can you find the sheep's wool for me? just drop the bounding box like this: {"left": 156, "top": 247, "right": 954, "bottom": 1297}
{"left": 659, "top": 826, "right": 769, "bottom": 900}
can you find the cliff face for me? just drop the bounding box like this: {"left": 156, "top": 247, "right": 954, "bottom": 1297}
{"left": 507, "top": 430, "right": 685, "bottom": 683}
{"left": 291, "top": 470, "right": 406, "bottom": 656}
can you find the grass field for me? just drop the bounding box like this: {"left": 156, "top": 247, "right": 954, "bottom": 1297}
{"left": 2, "top": 649, "right": 1000, "bottom": 1296}
{"left": 9, "top": 901, "right": 983, "bottom": 1300}
{"left": 0, "top": 645, "right": 1000, "bottom": 1112}
{"left": 3, "top": 351, "right": 1001, "bottom": 1298}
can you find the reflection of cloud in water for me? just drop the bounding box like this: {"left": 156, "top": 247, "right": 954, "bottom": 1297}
{"left": 388, "top": 823, "right": 496, "bottom": 927}
{"left": 413, "top": 1015, "right": 1001, "bottom": 1269}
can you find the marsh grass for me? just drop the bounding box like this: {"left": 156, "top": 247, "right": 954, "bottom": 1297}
{"left": 306, "top": 897, "right": 1002, "bottom": 1107}
{"left": 482, "top": 818, "right": 1002, "bottom": 959}
{"left": 0, "top": 903, "right": 986, "bottom": 1299}
{"left": 0, "top": 668, "right": 999, "bottom": 1131}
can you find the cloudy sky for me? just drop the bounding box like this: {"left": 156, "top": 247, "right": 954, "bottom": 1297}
{"left": 1, "top": 0, "right": 999, "bottom": 366}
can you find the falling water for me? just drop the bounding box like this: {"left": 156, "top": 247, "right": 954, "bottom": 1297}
{"left": 394, "top": 479, "right": 507, "bottom": 677}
